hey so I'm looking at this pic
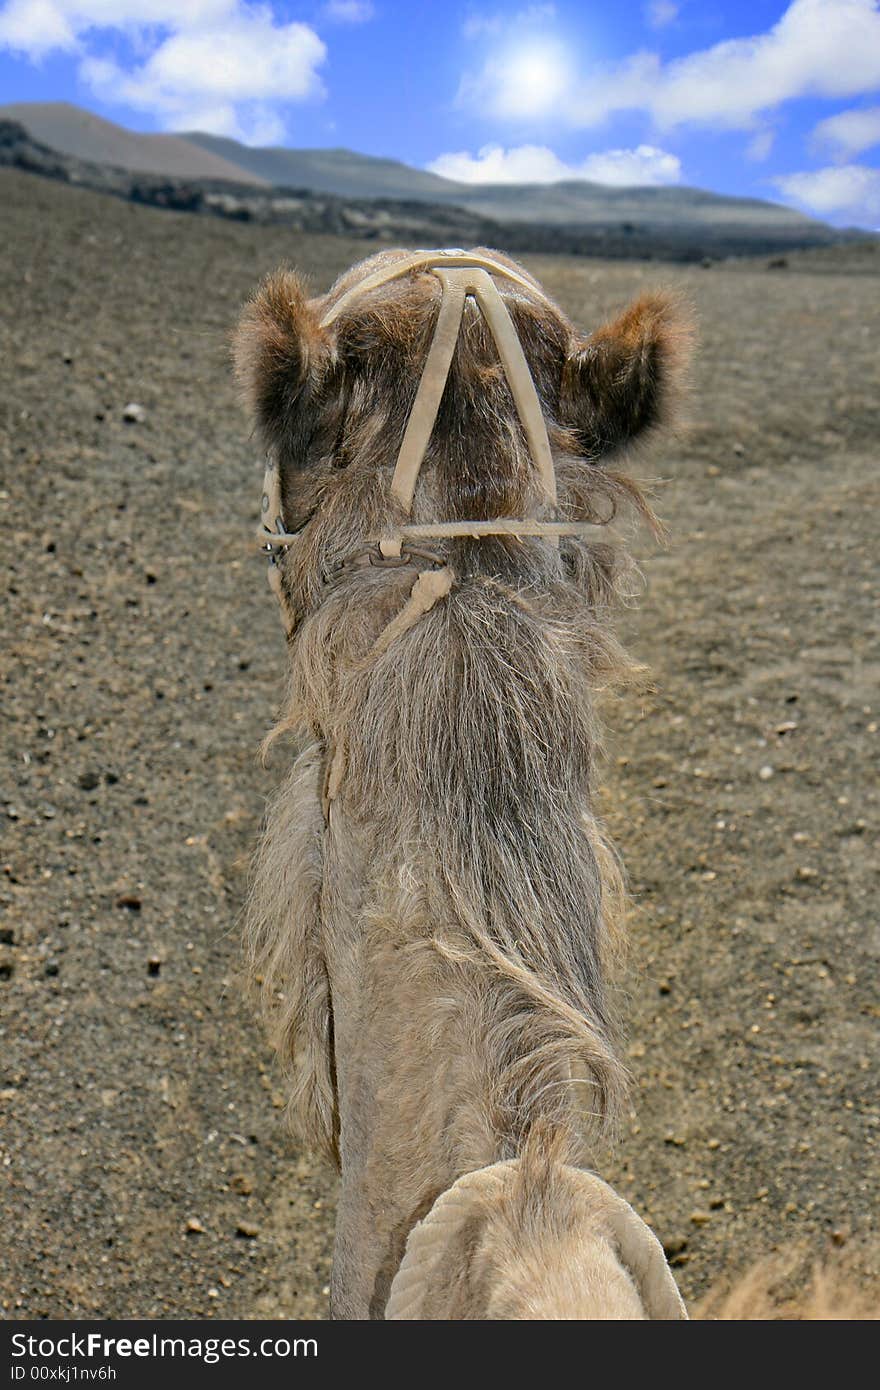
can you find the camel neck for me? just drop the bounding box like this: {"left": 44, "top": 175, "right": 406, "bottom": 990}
{"left": 321, "top": 802, "right": 586, "bottom": 1318}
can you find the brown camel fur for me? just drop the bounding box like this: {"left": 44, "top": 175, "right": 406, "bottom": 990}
{"left": 234, "top": 247, "right": 692, "bottom": 1318}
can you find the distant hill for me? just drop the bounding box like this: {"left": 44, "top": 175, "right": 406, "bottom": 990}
{"left": 0, "top": 101, "right": 267, "bottom": 186}
{"left": 1, "top": 103, "right": 869, "bottom": 262}
{"left": 183, "top": 133, "right": 455, "bottom": 201}
{"left": 184, "top": 131, "right": 823, "bottom": 234}
{"left": 4, "top": 101, "right": 835, "bottom": 240}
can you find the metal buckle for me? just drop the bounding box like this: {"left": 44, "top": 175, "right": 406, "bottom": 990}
{"left": 366, "top": 543, "right": 447, "bottom": 570}
{"left": 368, "top": 545, "right": 411, "bottom": 568}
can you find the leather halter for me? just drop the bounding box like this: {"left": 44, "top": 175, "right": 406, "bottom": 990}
{"left": 256, "top": 249, "right": 599, "bottom": 600}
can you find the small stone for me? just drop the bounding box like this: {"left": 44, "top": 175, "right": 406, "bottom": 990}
{"left": 758, "top": 764, "right": 774, "bottom": 780}
{"left": 122, "top": 402, "right": 145, "bottom": 424}
{"left": 115, "top": 893, "right": 142, "bottom": 911}
{"left": 663, "top": 1235, "right": 689, "bottom": 1257}
{"left": 690, "top": 1210, "right": 712, "bottom": 1225}
{"left": 186, "top": 1218, "right": 205, "bottom": 1234}
{"left": 236, "top": 1221, "right": 259, "bottom": 1239}
{"left": 797, "top": 866, "right": 818, "bottom": 880}
{"left": 78, "top": 771, "right": 100, "bottom": 791}
{"left": 147, "top": 956, "right": 161, "bottom": 977}
{"left": 44, "top": 961, "right": 59, "bottom": 977}
{"left": 230, "top": 1173, "right": 253, "bottom": 1195}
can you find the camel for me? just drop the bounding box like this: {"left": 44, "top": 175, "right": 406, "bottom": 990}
{"left": 234, "top": 247, "right": 692, "bottom": 1319}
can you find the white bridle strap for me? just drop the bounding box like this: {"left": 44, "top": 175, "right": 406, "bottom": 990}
{"left": 461, "top": 268, "right": 557, "bottom": 508}
{"left": 318, "top": 249, "right": 547, "bottom": 329}
{"left": 379, "top": 268, "right": 467, "bottom": 552}
{"left": 375, "top": 264, "right": 558, "bottom": 556}
{"left": 256, "top": 249, "right": 599, "bottom": 572}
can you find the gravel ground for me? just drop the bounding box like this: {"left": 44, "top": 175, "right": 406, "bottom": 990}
{"left": 1, "top": 168, "right": 877, "bottom": 1319}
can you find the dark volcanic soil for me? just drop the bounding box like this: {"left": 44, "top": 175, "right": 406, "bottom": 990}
{"left": 1, "top": 168, "right": 878, "bottom": 1319}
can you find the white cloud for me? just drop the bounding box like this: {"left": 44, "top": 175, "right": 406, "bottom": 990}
{"left": 651, "top": 0, "right": 880, "bottom": 128}
{"left": 427, "top": 141, "right": 682, "bottom": 187}
{"left": 0, "top": 0, "right": 75, "bottom": 51}
{"left": 774, "top": 163, "right": 880, "bottom": 224}
{"left": 462, "top": 6, "right": 555, "bottom": 41}
{"left": 322, "top": 0, "right": 374, "bottom": 22}
{"left": 746, "top": 129, "right": 775, "bottom": 161}
{"left": 0, "top": 2, "right": 327, "bottom": 141}
{"left": 580, "top": 143, "right": 682, "bottom": 185}
{"left": 429, "top": 143, "right": 569, "bottom": 182}
{"left": 645, "top": 1, "right": 678, "bottom": 29}
{"left": 458, "top": 0, "right": 880, "bottom": 130}
{"left": 0, "top": 1, "right": 231, "bottom": 56}
{"left": 813, "top": 104, "right": 880, "bottom": 159}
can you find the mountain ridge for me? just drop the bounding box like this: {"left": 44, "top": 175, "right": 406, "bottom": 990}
{"left": 3, "top": 99, "right": 827, "bottom": 235}
{"left": 0, "top": 101, "right": 268, "bottom": 185}
{"left": 1, "top": 102, "right": 869, "bottom": 262}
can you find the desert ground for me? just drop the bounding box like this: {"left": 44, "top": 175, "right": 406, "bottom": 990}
{"left": 1, "top": 167, "right": 877, "bottom": 1319}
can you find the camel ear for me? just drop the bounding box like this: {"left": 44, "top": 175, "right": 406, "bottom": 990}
{"left": 233, "top": 268, "right": 330, "bottom": 457}
{"left": 560, "top": 292, "right": 692, "bottom": 460}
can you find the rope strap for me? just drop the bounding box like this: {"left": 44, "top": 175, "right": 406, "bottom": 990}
{"left": 257, "top": 516, "right": 603, "bottom": 553}
{"left": 256, "top": 248, "right": 589, "bottom": 576}
{"left": 317, "top": 249, "right": 547, "bottom": 328}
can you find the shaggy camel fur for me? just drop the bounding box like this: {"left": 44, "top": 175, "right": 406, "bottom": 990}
{"left": 235, "top": 247, "right": 692, "bottom": 1318}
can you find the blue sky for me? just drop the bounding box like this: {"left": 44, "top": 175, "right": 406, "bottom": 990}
{"left": 1, "top": 1, "right": 879, "bottom": 226}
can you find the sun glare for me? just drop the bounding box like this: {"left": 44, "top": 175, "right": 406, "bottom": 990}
{"left": 495, "top": 40, "right": 573, "bottom": 119}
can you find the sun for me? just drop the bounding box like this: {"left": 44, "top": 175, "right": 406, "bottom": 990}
{"left": 494, "top": 40, "right": 574, "bottom": 119}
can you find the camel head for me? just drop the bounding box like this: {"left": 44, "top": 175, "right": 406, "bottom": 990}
{"left": 386, "top": 1156, "right": 687, "bottom": 1320}
{"left": 233, "top": 247, "right": 692, "bottom": 640}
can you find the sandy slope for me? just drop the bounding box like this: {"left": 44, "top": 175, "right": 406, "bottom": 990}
{"left": 1, "top": 168, "right": 877, "bottom": 1319}
{"left": 0, "top": 101, "right": 268, "bottom": 185}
